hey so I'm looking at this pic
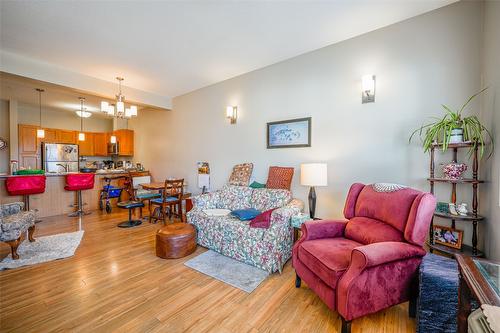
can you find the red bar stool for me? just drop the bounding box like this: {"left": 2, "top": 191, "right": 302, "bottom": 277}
{"left": 5, "top": 175, "right": 46, "bottom": 221}
{"left": 65, "top": 174, "right": 95, "bottom": 217}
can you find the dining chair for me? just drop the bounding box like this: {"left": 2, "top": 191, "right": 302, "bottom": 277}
{"left": 128, "top": 171, "right": 161, "bottom": 219}
{"left": 149, "top": 179, "right": 184, "bottom": 224}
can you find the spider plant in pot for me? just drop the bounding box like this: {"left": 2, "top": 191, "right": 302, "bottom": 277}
{"left": 409, "top": 88, "right": 494, "bottom": 159}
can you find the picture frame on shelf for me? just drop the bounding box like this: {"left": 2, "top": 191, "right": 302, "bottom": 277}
{"left": 433, "top": 225, "right": 463, "bottom": 250}
{"left": 436, "top": 202, "right": 450, "bottom": 214}
{"left": 267, "top": 117, "right": 311, "bottom": 149}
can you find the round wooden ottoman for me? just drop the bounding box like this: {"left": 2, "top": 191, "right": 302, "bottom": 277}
{"left": 155, "top": 223, "right": 197, "bottom": 259}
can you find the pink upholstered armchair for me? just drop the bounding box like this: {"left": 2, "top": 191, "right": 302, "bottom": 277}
{"left": 292, "top": 183, "right": 436, "bottom": 333}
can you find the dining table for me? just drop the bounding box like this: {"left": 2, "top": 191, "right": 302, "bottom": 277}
{"left": 139, "top": 181, "right": 192, "bottom": 223}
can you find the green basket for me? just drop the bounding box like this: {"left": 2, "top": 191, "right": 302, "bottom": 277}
{"left": 14, "top": 169, "right": 45, "bottom": 175}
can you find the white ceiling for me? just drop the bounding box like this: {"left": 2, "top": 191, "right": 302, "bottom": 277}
{"left": 1, "top": 0, "right": 456, "bottom": 99}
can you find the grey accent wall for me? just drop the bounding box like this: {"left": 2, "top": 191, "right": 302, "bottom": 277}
{"left": 480, "top": 1, "right": 500, "bottom": 260}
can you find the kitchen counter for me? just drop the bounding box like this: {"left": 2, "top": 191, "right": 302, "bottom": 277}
{"left": 0, "top": 171, "right": 135, "bottom": 218}
{"left": 0, "top": 170, "right": 130, "bottom": 178}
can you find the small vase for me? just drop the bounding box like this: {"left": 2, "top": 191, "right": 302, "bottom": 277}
{"left": 449, "top": 128, "right": 463, "bottom": 144}
{"left": 457, "top": 203, "right": 468, "bottom": 216}
{"left": 442, "top": 162, "right": 467, "bottom": 180}
{"left": 449, "top": 203, "right": 459, "bottom": 216}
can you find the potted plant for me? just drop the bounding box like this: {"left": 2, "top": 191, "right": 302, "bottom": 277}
{"left": 409, "top": 88, "right": 494, "bottom": 158}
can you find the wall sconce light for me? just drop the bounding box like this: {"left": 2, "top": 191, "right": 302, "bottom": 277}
{"left": 110, "top": 135, "right": 117, "bottom": 144}
{"left": 361, "top": 74, "right": 376, "bottom": 104}
{"left": 226, "top": 106, "right": 237, "bottom": 124}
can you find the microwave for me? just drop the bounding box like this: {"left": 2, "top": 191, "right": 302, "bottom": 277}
{"left": 107, "top": 142, "right": 119, "bottom": 155}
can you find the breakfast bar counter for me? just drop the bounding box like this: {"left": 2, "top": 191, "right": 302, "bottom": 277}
{"left": 0, "top": 171, "right": 130, "bottom": 218}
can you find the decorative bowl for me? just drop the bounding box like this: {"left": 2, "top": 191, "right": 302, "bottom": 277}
{"left": 442, "top": 162, "right": 467, "bottom": 180}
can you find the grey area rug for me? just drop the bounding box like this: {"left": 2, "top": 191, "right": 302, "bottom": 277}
{"left": 184, "top": 250, "right": 269, "bottom": 293}
{"left": 0, "top": 231, "right": 84, "bottom": 270}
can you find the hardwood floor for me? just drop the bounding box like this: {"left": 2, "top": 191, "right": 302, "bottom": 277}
{"left": 0, "top": 210, "right": 417, "bottom": 332}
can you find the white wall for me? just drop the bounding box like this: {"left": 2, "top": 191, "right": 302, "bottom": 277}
{"left": 480, "top": 1, "right": 500, "bottom": 260}
{"left": 17, "top": 102, "right": 113, "bottom": 132}
{"left": 132, "top": 1, "right": 485, "bottom": 247}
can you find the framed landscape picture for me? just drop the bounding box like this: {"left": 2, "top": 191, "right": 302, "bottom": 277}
{"left": 267, "top": 117, "right": 311, "bottom": 149}
{"left": 433, "top": 225, "right": 463, "bottom": 249}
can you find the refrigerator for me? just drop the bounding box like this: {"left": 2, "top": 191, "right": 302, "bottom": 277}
{"left": 43, "top": 143, "right": 79, "bottom": 173}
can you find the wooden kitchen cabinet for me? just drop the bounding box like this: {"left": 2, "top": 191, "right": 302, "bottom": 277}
{"left": 114, "top": 129, "right": 134, "bottom": 156}
{"left": 93, "top": 132, "right": 108, "bottom": 156}
{"left": 19, "top": 124, "right": 39, "bottom": 154}
{"left": 56, "top": 130, "right": 77, "bottom": 144}
{"left": 42, "top": 128, "right": 58, "bottom": 143}
{"left": 78, "top": 132, "right": 94, "bottom": 156}
{"left": 17, "top": 124, "right": 131, "bottom": 162}
{"left": 18, "top": 124, "right": 41, "bottom": 169}
{"left": 19, "top": 155, "right": 40, "bottom": 170}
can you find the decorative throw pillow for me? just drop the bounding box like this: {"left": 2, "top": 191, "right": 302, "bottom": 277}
{"left": 250, "top": 208, "right": 277, "bottom": 229}
{"left": 231, "top": 208, "right": 261, "bottom": 221}
{"left": 228, "top": 163, "right": 254, "bottom": 186}
{"left": 266, "top": 166, "right": 294, "bottom": 190}
{"left": 249, "top": 181, "right": 266, "bottom": 189}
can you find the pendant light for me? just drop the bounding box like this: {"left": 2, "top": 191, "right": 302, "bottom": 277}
{"left": 100, "top": 77, "right": 138, "bottom": 119}
{"left": 78, "top": 97, "right": 85, "bottom": 141}
{"left": 35, "top": 88, "right": 45, "bottom": 138}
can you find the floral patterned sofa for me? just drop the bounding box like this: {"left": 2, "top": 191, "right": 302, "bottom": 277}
{"left": 187, "top": 185, "right": 304, "bottom": 273}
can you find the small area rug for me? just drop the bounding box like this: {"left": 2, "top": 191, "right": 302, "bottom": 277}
{"left": 0, "top": 231, "right": 84, "bottom": 270}
{"left": 184, "top": 250, "right": 268, "bottom": 293}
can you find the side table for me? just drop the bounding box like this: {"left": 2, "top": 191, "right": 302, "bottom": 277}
{"left": 291, "top": 214, "right": 320, "bottom": 242}
{"left": 455, "top": 254, "right": 500, "bottom": 333}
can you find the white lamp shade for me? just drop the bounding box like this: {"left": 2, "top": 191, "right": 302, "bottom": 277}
{"left": 110, "top": 135, "right": 117, "bottom": 144}
{"left": 226, "top": 106, "right": 234, "bottom": 118}
{"left": 36, "top": 128, "right": 45, "bottom": 138}
{"left": 78, "top": 132, "right": 85, "bottom": 141}
{"left": 116, "top": 101, "right": 125, "bottom": 113}
{"left": 362, "top": 74, "right": 375, "bottom": 92}
{"left": 130, "top": 105, "right": 138, "bottom": 116}
{"left": 76, "top": 110, "right": 92, "bottom": 118}
{"left": 100, "top": 101, "right": 109, "bottom": 112}
{"left": 300, "top": 163, "right": 328, "bottom": 186}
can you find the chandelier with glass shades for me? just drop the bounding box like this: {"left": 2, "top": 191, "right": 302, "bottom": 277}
{"left": 100, "top": 77, "right": 138, "bottom": 118}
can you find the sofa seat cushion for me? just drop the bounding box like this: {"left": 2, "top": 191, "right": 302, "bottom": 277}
{"left": 298, "top": 238, "right": 362, "bottom": 287}
{"left": 345, "top": 216, "right": 405, "bottom": 245}
{"left": 217, "top": 185, "right": 253, "bottom": 210}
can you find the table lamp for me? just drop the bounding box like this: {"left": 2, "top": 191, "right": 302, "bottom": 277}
{"left": 300, "top": 163, "right": 328, "bottom": 219}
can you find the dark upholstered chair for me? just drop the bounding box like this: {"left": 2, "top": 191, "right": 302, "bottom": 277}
{"left": 292, "top": 183, "right": 436, "bottom": 333}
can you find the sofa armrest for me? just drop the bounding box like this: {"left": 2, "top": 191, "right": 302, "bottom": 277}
{"left": 271, "top": 198, "right": 304, "bottom": 221}
{"left": 300, "top": 220, "right": 347, "bottom": 241}
{"left": 351, "top": 241, "right": 426, "bottom": 269}
{"left": 191, "top": 191, "right": 220, "bottom": 209}
{"left": 0, "top": 202, "right": 25, "bottom": 218}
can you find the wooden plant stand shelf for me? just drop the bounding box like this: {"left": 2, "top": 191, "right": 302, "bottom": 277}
{"left": 431, "top": 142, "right": 475, "bottom": 149}
{"left": 428, "top": 142, "right": 484, "bottom": 257}
{"left": 427, "top": 178, "right": 484, "bottom": 184}
{"left": 427, "top": 242, "right": 484, "bottom": 258}
{"left": 433, "top": 211, "right": 485, "bottom": 221}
